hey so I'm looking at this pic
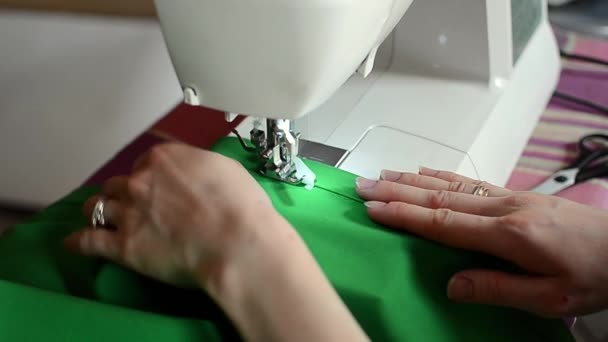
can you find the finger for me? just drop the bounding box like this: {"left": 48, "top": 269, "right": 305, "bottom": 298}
{"left": 380, "top": 170, "right": 511, "bottom": 198}
{"left": 82, "top": 195, "right": 100, "bottom": 218}
{"left": 447, "top": 270, "right": 567, "bottom": 317}
{"left": 64, "top": 229, "right": 120, "bottom": 261}
{"left": 365, "top": 201, "right": 511, "bottom": 258}
{"left": 357, "top": 179, "right": 512, "bottom": 216}
{"left": 102, "top": 176, "right": 129, "bottom": 199}
{"left": 82, "top": 196, "right": 124, "bottom": 227}
{"left": 417, "top": 167, "right": 511, "bottom": 197}
{"left": 132, "top": 150, "right": 152, "bottom": 173}
{"left": 131, "top": 143, "right": 182, "bottom": 172}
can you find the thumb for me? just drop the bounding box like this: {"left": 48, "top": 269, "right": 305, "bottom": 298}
{"left": 447, "top": 270, "right": 566, "bottom": 317}
{"left": 64, "top": 228, "right": 120, "bottom": 262}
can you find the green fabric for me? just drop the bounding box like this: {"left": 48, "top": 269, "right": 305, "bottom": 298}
{"left": 0, "top": 137, "right": 573, "bottom": 341}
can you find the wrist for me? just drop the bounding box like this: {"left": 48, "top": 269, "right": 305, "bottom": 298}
{"left": 200, "top": 212, "right": 302, "bottom": 336}
{"left": 198, "top": 210, "right": 297, "bottom": 300}
{"left": 197, "top": 212, "right": 368, "bottom": 341}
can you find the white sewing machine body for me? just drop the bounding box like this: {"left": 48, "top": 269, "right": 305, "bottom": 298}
{"left": 299, "top": 0, "right": 560, "bottom": 184}
{"left": 0, "top": 0, "right": 559, "bottom": 207}
{"left": 158, "top": 0, "right": 560, "bottom": 184}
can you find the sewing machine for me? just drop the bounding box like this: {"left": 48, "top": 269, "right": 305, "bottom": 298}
{"left": 0, "top": 0, "right": 559, "bottom": 207}
{"left": 155, "top": 0, "right": 560, "bottom": 187}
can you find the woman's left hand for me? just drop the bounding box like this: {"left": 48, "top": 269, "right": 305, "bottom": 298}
{"left": 356, "top": 167, "right": 608, "bottom": 317}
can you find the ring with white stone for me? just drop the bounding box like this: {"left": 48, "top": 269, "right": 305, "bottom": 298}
{"left": 91, "top": 199, "right": 107, "bottom": 229}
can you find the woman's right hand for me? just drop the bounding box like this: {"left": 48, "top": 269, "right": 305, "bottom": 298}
{"left": 66, "top": 142, "right": 285, "bottom": 290}
{"left": 65, "top": 143, "right": 367, "bottom": 342}
{"left": 357, "top": 167, "right": 608, "bottom": 318}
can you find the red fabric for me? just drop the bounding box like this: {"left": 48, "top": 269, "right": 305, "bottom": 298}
{"left": 84, "top": 104, "right": 243, "bottom": 185}
{"left": 152, "top": 104, "right": 244, "bottom": 148}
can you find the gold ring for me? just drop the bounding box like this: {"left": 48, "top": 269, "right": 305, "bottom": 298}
{"left": 472, "top": 185, "right": 490, "bottom": 197}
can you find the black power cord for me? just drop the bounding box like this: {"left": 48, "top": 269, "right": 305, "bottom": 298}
{"left": 553, "top": 91, "right": 608, "bottom": 115}
{"left": 560, "top": 50, "right": 608, "bottom": 67}
{"left": 552, "top": 49, "right": 608, "bottom": 114}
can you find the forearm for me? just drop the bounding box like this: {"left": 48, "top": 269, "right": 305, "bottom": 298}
{"left": 203, "top": 215, "right": 368, "bottom": 342}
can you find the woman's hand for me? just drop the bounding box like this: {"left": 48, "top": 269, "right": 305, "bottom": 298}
{"left": 356, "top": 167, "right": 608, "bottom": 318}
{"left": 66, "top": 143, "right": 280, "bottom": 289}
{"left": 66, "top": 143, "right": 367, "bottom": 342}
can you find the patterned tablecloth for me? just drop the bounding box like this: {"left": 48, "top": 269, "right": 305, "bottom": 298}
{"left": 506, "top": 29, "right": 608, "bottom": 208}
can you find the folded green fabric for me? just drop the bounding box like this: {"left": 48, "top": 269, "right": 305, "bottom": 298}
{"left": 0, "top": 138, "right": 573, "bottom": 341}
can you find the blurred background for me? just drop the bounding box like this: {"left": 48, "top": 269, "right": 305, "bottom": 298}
{"left": 0, "top": 0, "right": 156, "bottom": 16}
{"left": 0, "top": 0, "right": 181, "bottom": 212}
{"left": 550, "top": 0, "right": 607, "bottom": 39}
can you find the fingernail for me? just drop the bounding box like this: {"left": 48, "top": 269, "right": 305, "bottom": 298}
{"left": 419, "top": 166, "right": 438, "bottom": 176}
{"left": 447, "top": 276, "right": 473, "bottom": 301}
{"left": 356, "top": 177, "right": 378, "bottom": 190}
{"left": 380, "top": 170, "right": 401, "bottom": 182}
{"left": 365, "top": 201, "right": 387, "bottom": 209}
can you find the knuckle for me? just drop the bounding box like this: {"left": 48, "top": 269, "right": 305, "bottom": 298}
{"left": 510, "top": 192, "right": 555, "bottom": 208}
{"left": 384, "top": 201, "right": 400, "bottom": 216}
{"left": 120, "top": 238, "right": 137, "bottom": 263}
{"left": 82, "top": 231, "right": 103, "bottom": 255}
{"left": 498, "top": 214, "right": 528, "bottom": 231}
{"left": 80, "top": 231, "right": 93, "bottom": 252}
{"left": 412, "top": 175, "right": 430, "bottom": 188}
{"left": 503, "top": 194, "right": 534, "bottom": 208}
{"left": 448, "top": 181, "right": 468, "bottom": 193}
{"left": 524, "top": 193, "right": 545, "bottom": 205}
{"left": 440, "top": 171, "right": 458, "bottom": 182}
{"left": 148, "top": 144, "right": 173, "bottom": 166}
{"left": 386, "top": 202, "right": 410, "bottom": 224}
{"left": 545, "top": 196, "right": 564, "bottom": 210}
{"left": 126, "top": 176, "right": 146, "bottom": 199}
{"left": 478, "top": 273, "right": 505, "bottom": 303}
{"left": 398, "top": 173, "right": 417, "bottom": 186}
{"left": 473, "top": 180, "right": 493, "bottom": 189}
{"left": 389, "top": 201, "right": 408, "bottom": 212}
{"left": 411, "top": 174, "right": 431, "bottom": 188}
{"left": 431, "top": 208, "right": 455, "bottom": 228}
{"left": 426, "top": 213, "right": 449, "bottom": 241}
{"left": 83, "top": 196, "right": 99, "bottom": 216}
{"left": 498, "top": 214, "right": 535, "bottom": 237}
{"left": 381, "top": 181, "right": 402, "bottom": 199}
{"left": 429, "top": 190, "right": 451, "bottom": 209}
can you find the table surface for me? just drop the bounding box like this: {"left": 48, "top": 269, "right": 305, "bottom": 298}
{"left": 506, "top": 29, "right": 608, "bottom": 209}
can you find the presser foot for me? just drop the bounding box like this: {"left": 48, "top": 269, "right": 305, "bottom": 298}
{"left": 258, "top": 160, "right": 301, "bottom": 184}
{"left": 257, "top": 154, "right": 316, "bottom": 190}
{"left": 252, "top": 119, "right": 309, "bottom": 186}
{"left": 232, "top": 119, "right": 316, "bottom": 189}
